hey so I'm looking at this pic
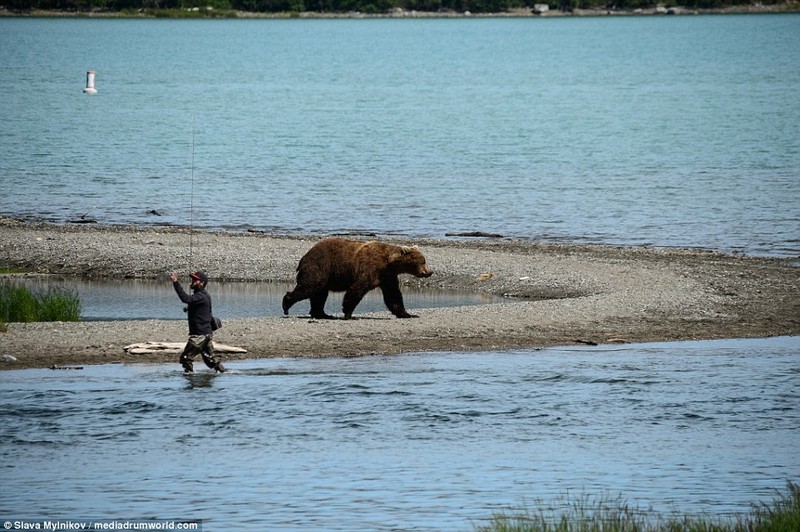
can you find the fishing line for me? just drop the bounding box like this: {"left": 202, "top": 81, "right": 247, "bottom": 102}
{"left": 189, "top": 110, "right": 196, "bottom": 269}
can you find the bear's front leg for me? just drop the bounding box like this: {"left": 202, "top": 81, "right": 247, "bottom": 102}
{"left": 381, "top": 277, "right": 417, "bottom": 318}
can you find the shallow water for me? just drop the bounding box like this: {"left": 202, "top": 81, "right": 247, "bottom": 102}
{"left": 8, "top": 277, "right": 502, "bottom": 320}
{"left": 2, "top": 336, "right": 798, "bottom": 529}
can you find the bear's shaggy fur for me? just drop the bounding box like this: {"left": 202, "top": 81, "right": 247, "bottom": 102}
{"left": 282, "top": 237, "right": 433, "bottom": 319}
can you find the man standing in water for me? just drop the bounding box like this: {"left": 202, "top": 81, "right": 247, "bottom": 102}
{"left": 170, "top": 271, "right": 225, "bottom": 373}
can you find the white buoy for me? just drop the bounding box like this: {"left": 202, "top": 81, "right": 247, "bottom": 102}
{"left": 83, "top": 70, "right": 97, "bottom": 94}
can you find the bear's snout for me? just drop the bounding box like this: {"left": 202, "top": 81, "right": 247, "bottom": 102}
{"left": 417, "top": 265, "right": 433, "bottom": 278}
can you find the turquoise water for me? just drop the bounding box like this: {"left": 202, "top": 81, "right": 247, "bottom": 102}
{"left": 1, "top": 15, "right": 799, "bottom": 255}
{"left": 2, "top": 337, "right": 798, "bottom": 529}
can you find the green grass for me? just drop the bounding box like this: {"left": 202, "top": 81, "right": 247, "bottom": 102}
{"left": 476, "top": 481, "right": 800, "bottom": 532}
{"left": 0, "top": 280, "right": 82, "bottom": 325}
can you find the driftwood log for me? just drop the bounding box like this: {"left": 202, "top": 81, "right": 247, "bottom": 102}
{"left": 123, "top": 342, "right": 247, "bottom": 355}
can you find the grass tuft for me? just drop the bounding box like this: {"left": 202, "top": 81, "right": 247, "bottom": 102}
{"left": 0, "top": 281, "right": 82, "bottom": 325}
{"left": 476, "top": 481, "right": 800, "bottom": 532}
{"left": 746, "top": 481, "right": 800, "bottom": 532}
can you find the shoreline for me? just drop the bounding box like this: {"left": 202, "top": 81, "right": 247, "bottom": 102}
{"left": 1, "top": 217, "right": 798, "bottom": 370}
{"left": 2, "top": 4, "right": 799, "bottom": 18}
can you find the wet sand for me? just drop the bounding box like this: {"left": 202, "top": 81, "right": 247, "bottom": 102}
{"left": 1, "top": 217, "right": 798, "bottom": 370}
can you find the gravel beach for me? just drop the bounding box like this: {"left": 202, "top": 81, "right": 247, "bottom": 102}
{"left": 1, "top": 217, "right": 798, "bottom": 370}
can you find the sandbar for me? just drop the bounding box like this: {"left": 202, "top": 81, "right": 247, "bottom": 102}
{"left": 1, "top": 217, "right": 798, "bottom": 370}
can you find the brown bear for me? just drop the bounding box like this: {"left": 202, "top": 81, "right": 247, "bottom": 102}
{"left": 282, "top": 237, "right": 433, "bottom": 319}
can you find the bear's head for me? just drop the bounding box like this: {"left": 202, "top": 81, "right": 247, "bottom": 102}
{"left": 395, "top": 245, "right": 433, "bottom": 278}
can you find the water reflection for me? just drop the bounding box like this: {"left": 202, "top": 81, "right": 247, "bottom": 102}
{"left": 183, "top": 372, "right": 218, "bottom": 390}
{"left": 7, "top": 277, "right": 501, "bottom": 320}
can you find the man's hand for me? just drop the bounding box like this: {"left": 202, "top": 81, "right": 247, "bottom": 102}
{"left": 170, "top": 272, "right": 178, "bottom": 283}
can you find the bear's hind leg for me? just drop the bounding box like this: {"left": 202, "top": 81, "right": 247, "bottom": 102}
{"left": 309, "top": 291, "right": 334, "bottom": 319}
{"left": 283, "top": 287, "right": 311, "bottom": 315}
{"left": 342, "top": 286, "right": 371, "bottom": 320}
{"left": 283, "top": 287, "right": 308, "bottom": 316}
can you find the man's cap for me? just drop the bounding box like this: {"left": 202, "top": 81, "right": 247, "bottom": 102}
{"left": 190, "top": 271, "right": 208, "bottom": 284}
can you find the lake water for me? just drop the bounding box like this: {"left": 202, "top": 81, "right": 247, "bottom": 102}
{"left": 1, "top": 15, "right": 799, "bottom": 256}
{"left": 1, "top": 336, "right": 798, "bottom": 529}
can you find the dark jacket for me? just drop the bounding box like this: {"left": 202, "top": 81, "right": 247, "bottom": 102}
{"left": 173, "top": 282, "right": 213, "bottom": 335}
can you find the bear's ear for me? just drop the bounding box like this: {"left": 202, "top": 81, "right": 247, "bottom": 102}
{"left": 401, "top": 245, "right": 419, "bottom": 255}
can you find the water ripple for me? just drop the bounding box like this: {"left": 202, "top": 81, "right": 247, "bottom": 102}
{"left": 1, "top": 17, "right": 799, "bottom": 257}
{"left": 1, "top": 337, "right": 798, "bottom": 528}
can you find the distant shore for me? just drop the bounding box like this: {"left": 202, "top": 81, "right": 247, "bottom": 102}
{"left": 2, "top": 3, "right": 798, "bottom": 18}
{"left": 1, "top": 217, "right": 798, "bottom": 370}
